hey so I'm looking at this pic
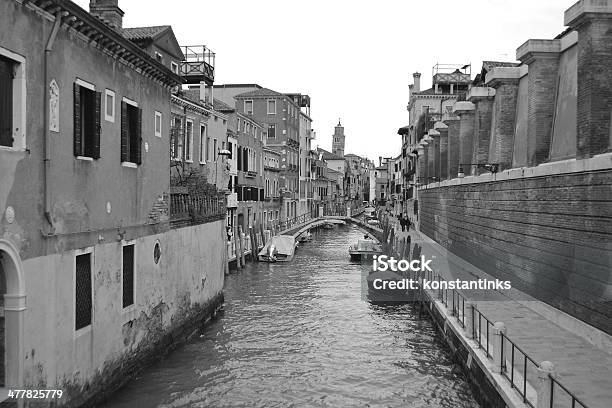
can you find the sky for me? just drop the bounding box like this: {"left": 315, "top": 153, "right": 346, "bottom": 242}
{"left": 76, "top": 0, "right": 575, "bottom": 163}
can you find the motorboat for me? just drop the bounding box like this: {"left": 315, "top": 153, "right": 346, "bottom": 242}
{"left": 322, "top": 223, "right": 335, "bottom": 230}
{"left": 298, "top": 231, "right": 313, "bottom": 242}
{"left": 258, "top": 235, "right": 297, "bottom": 262}
{"left": 349, "top": 237, "right": 382, "bottom": 261}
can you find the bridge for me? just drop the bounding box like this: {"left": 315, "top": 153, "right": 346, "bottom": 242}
{"left": 227, "top": 207, "right": 385, "bottom": 265}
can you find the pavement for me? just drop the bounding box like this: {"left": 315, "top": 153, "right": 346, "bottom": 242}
{"left": 385, "top": 216, "right": 612, "bottom": 408}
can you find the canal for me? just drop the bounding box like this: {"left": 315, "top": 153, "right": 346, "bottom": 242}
{"left": 103, "top": 225, "right": 479, "bottom": 408}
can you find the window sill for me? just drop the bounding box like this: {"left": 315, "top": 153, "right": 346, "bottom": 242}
{"left": 122, "top": 304, "right": 137, "bottom": 322}
{"left": 74, "top": 324, "right": 92, "bottom": 339}
{"left": 121, "top": 162, "right": 138, "bottom": 168}
{"left": 199, "top": 161, "right": 206, "bottom": 165}
{"left": 76, "top": 156, "right": 94, "bottom": 161}
{"left": 0, "top": 146, "right": 27, "bottom": 154}
{"left": 185, "top": 159, "right": 194, "bottom": 164}
{"left": 105, "top": 116, "right": 115, "bottom": 123}
{"left": 155, "top": 132, "right": 162, "bottom": 138}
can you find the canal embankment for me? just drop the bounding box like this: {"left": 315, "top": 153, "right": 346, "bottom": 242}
{"left": 379, "top": 214, "right": 611, "bottom": 408}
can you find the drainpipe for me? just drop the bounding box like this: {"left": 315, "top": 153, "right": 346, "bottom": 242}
{"left": 43, "top": 13, "right": 62, "bottom": 230}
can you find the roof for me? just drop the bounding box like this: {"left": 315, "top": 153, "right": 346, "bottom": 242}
{"left": 317, "top": 148, "right": 343, "bottom": 161}
{"left": 212, "top": 98, "right": 235, "bottom": 113}
{"left": 235, "top": 87, "right": 284, "bottom": 98}
{"left": 482, "top": 61, "right": 520, "bottom": 70}
{"left": 122, "top": 25, "right": 170, "bottom": 41}
{"left": 23, "top": 1, "right": 181, "bottom": 88}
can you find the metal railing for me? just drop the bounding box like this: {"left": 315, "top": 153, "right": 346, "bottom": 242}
{"left": 472, "top": 305, "right": 494, "bottom": 358}
{"left": 418, "top": 267, "right": 591, "bottom": 408}
{"left": 501, "top": 332, "right": 539, "bottom": 408}
{"left": 550, "top": 376, "right": 588, "bottom": 408}
{"left": 170, "top": 192, "right": 226, "bottom": 224}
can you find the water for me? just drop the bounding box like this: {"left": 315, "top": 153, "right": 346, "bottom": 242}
{"left": 103, "top": 225, "right": 479, "bottom": 408}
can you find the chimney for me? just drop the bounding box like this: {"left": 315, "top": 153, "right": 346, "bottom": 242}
{"left": 89, "top": 0, "right": 124, "bottom": 30}
{"left": 413, "top": 72, "right": 421, "bottom": 93}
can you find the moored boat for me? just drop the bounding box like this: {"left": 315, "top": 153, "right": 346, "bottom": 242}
{"left": 258, "top": 235, "right": 297, "bottom": 262}
{"left": 349, "top": 236, "right": 382, "bottom": 261}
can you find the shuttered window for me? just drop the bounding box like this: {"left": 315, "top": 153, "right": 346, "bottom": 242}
{"left": 73, "top": 83, "right": 101, "bottom": 158}
{"left": 0, "top": 56, "right": 14, "bottom": 147}
{"left": 122, "top": 244, "right": 135, "bottom": 308}
{"left": 75, "top": 253, "right": 92, "bottom": 330}
{"left": 120, "top": 101, "right": 142, "bottom": 164}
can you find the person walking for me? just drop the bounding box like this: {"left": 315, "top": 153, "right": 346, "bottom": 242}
{"left": 398, "top": 213, "right": 406, "bottom": 232}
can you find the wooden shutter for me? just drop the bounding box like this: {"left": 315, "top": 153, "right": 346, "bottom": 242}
{"left": 135, "top": 107, "right": 142, "bottom": 165}
{"left": 0, "top": 58, "right": 14, "bottom": 147}
{"left": 120, "top": 101, "right": 128, "bottom": 162}
{"left": 92, "top": 91, "right": 101, "bottom": 159}
{"left": 237, "top": 146, "right": 242, "bottom": 171}
{"left": 73, "top": 83, "right": 82, "bottom": 156}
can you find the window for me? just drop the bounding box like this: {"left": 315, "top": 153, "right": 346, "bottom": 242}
{"left": 421, "top": 105, "right": 430, "bottom": 115}
{"left": 155, "top": 52, "right": 163, "bottom": 62}
{"left": 105, "top": 89, "right": 115, "bottom": 122}
{"left": 171, "top": 117, "right": 183, "bottom": 161}
{"left": 199, "top": 124, "right": 207, "bottom": 164}
{"left": 185, "top": 119, "right": 194, "bottom": 162}
{"left": 121, "top": 98, "right": 142, "bottom": 165}
{"left": 74, "top": 80, "right": 101, "bottom": 159}
{"left": 244, "top": 100, "right": 253, "bottom": 115}
{"left": 154, "top": 111, "right": 162, "bottom": 137}
{"left": 0, "top": 49, "right": 25, "bottom": 150}
{"left": 213, "top": 139, "right": 218, "bottom": 161}
{"left": 75, "top": 252, "right": 92, "bottom": 331}
{"left": 268, "top": 124, "right": 276, "bottom": 139}
{"left": 267, "top": 99, "right": 276, "bottom": 114}
{"left": 122, "top": 244, "right": 135, "bottom": 308}
{"left": 170, "top": 61, "right": 179, "bottom": 74}
{"left": 237, "top": 118, "right": 240, "bottom": 131}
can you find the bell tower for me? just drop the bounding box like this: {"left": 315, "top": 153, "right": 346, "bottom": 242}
{"left": 332, "top": 119, "right": 345, "bottom": 158}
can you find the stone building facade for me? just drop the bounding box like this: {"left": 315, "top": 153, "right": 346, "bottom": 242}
{"left": 0, "top": 0, "right": 226, "bottom": 404}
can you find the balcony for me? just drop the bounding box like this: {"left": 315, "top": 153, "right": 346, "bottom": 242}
{"left": 181, "top": 45, "right": 215, "bottom": 85}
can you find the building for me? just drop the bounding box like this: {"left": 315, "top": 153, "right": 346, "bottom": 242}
{"left": 263, "top": 147, "right": 282, "bottom": 227}
{"left": 402, "top": 63, "right": 471, "bottom": 215}
{"left": 0, "top": 0, "right": 226, "bottom": 403}
{"left": 331, "top": 119, "right": 346, "bottom": 158}
{"left": 318, "top": 147, "right": 346, "bottom": 199}
{"left": 231, "top": 87, "right": 302, "bottom": 222}
{"left": 293, "top": 96, "right": 314, "bottom": 216}
{"left": 408, "top": 2, "right": 612, "bottom": 335}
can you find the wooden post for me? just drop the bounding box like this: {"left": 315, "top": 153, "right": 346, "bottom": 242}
{"left": 249, "top": 226, "right": 257, "bottom": 261}
{"left": 233, "top": 225, "right": 241, "bottom": 270}
{"left": 259, "top": 223, "right": 266, "bottom": 246}
{"left": 238, "top": 226, "right": 246, "bottom": 265}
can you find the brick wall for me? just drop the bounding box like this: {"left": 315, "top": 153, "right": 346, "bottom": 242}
{"left": 489, "top": 81, "right": 519, "bottom": 170}
{"left": 575, "top": 18, "right": 612, "bottom": 158}
{"left": 471, "top": 97, "right": 494, "bottom": 175}
{"left": 419, "top": 170, "right": 612, "bottom": 334}
{"left": 446, "top": 119, "right": 460, "bottom": 180}
{"left": 526, "top": 56, "right": 559, "bottom": 166}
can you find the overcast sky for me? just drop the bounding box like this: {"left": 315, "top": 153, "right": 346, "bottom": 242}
{"left": 76, "top": 0, "right": 575, "bottom": 163}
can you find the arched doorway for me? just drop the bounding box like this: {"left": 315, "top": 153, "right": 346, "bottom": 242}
{"left": 0, "top": 239, "right": 25, "bottom": 389}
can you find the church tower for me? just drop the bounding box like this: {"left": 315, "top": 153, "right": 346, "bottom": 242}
{"left": 332, "top": 119, "right": 345, "bottom": 158}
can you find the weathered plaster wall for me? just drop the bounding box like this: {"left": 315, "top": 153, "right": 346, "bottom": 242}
{"left": 0, "top": 2, "right": 171, "bottom": 262}
{"left": 20, "top": 220, "right": 226, "bottom": 405}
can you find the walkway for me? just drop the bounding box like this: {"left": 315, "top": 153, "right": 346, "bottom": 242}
{"left": 388, "top": 218, "right": 612, "bottom": 408}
